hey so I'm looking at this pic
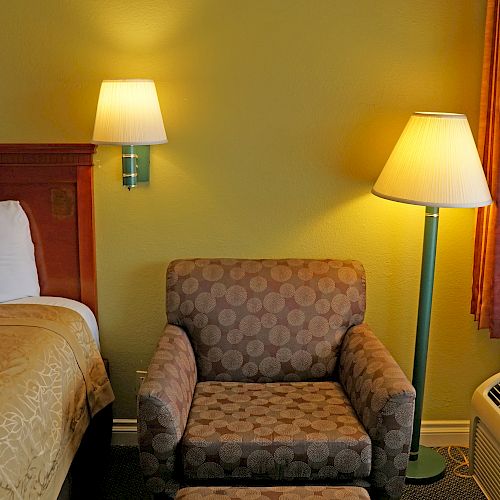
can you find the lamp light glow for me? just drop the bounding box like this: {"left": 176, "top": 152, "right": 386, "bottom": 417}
{"left": 92, "top": 79, "right": 167, "bottom": 189}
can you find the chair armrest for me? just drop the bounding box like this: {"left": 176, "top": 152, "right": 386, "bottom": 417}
{"left": 138, "top": 324, "right": 197, "bottom": 496}
{"left": 339, "top": 323, "right": 415, "bottom": 499}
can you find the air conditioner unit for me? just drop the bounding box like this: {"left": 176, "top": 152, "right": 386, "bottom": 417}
{"left": 469, "top": 371, "right": 500, "bottom": 500}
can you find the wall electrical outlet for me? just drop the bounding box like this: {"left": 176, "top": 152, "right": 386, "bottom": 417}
{"left": 135, "top": 370, "right": 147, "bottom": 395}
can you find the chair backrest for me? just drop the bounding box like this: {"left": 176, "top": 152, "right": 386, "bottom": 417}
{"left": 166, "top": 258, "right": 365, "bottom": 382}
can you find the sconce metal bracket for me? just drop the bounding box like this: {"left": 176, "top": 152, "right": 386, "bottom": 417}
{"left": 121, "top": 145, "right": 150, "bottom": 188}
{"left": 134, "top": 145, "right": 150, "bottom": 183}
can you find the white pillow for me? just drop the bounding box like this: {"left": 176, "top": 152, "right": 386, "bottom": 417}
{"left": 0, "top": 200, "right": 40, "bottom": 302}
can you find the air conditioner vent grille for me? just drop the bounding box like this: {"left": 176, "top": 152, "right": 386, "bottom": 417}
{"left": 473, "top": 421, "right": 500, "bottom": 500}
{"left": 488, "top": 383, "right": 500, "bottom": 407}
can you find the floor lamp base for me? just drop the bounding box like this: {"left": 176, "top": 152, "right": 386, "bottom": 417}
{"left": 406, "top": 445, "right": 446, "bottom": 484}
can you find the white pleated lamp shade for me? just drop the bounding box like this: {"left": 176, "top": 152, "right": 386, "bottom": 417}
{"left": 92, "top": 79, "right": 167, "bottom": 145}
{"left": 372, "top": 112, "right": 492, "bottom": 208}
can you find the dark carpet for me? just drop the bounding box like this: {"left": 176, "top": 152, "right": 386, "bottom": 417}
{"left": 96, "top": 446, "right": 486, "bottom": 500}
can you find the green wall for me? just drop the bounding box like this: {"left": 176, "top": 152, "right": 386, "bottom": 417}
{"left": 1, "top": 0, "right": 498, "bottom": 420}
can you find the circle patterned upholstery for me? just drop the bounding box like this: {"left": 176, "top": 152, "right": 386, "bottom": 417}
{"left": 167, "top": 259, "right": 365, "bottom": 382}
{"left": 138, "top": 258, "right": 416, "bottom": 499}
{"left": 182, "top": 381, "right": 371, "bottom": 482}
{"left": 175, "top": 485, "right": 370, "bottom": 499}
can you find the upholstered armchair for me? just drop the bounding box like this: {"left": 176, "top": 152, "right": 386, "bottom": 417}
{"left": 138, "top": 259, "right": 415, "bottom": 499}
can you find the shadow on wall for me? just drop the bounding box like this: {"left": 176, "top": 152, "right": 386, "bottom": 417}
{"left": 340, "top": 111, "right": 409, "bottom": 182}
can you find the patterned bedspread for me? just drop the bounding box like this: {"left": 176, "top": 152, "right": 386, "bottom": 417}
{"left": 0, "top": 304, "right": 114, "bottom": 500}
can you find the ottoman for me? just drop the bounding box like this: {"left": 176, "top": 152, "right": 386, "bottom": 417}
{"left": 175, "top": 486, "right": 370, "bottom": 499}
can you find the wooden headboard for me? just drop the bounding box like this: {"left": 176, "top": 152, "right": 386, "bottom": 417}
{"left": 0, "top": 144, "right": 98, "bottom": 316}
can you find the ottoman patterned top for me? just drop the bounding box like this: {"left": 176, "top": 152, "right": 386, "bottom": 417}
{"left": 175, "top": 485, "right": 371, "bottom": 499}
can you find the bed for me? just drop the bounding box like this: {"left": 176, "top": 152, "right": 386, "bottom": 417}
{"left": 0, "top": 144, "right": 114, "bottom": 500}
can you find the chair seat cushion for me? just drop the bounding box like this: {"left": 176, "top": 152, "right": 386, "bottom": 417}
{"left": 176, "top": 486, "right": 371, "bottom": 499}
{"left": 181, "top": 381, "right": 371, "bottom": 482}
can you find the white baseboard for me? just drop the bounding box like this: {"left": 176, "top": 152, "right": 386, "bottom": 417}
{"left": 419, "top": 420, "right": 470, "bottom": 447}
{"left": 111, "top": 419, "right": 470, "bottom": 448}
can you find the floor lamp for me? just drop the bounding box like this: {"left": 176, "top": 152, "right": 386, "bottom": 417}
{"left": 372, "top": 112, "right": 492, "bottom": 483}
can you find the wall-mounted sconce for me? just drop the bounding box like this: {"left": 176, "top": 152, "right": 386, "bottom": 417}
{"left": 92, "top": 79, "right": 167, "bottom": 189}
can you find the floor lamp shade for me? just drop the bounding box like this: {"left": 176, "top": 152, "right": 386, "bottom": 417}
{"left": 372, "top": 112, "right": 492, "bottom": 484}
{"left": 372, "top": 112, "right": 491, "bottom": 208}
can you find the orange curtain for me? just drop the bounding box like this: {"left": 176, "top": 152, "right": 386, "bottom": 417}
{"left": 472, "top": 0, "right": 500, "bottom": 338}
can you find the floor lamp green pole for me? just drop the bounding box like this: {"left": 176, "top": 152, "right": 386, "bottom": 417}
{"left": 406, "top": 206, "right": 446, "bottom": 483}
{"left": 372, "top": 112, "right": 492, "bottom": 484}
